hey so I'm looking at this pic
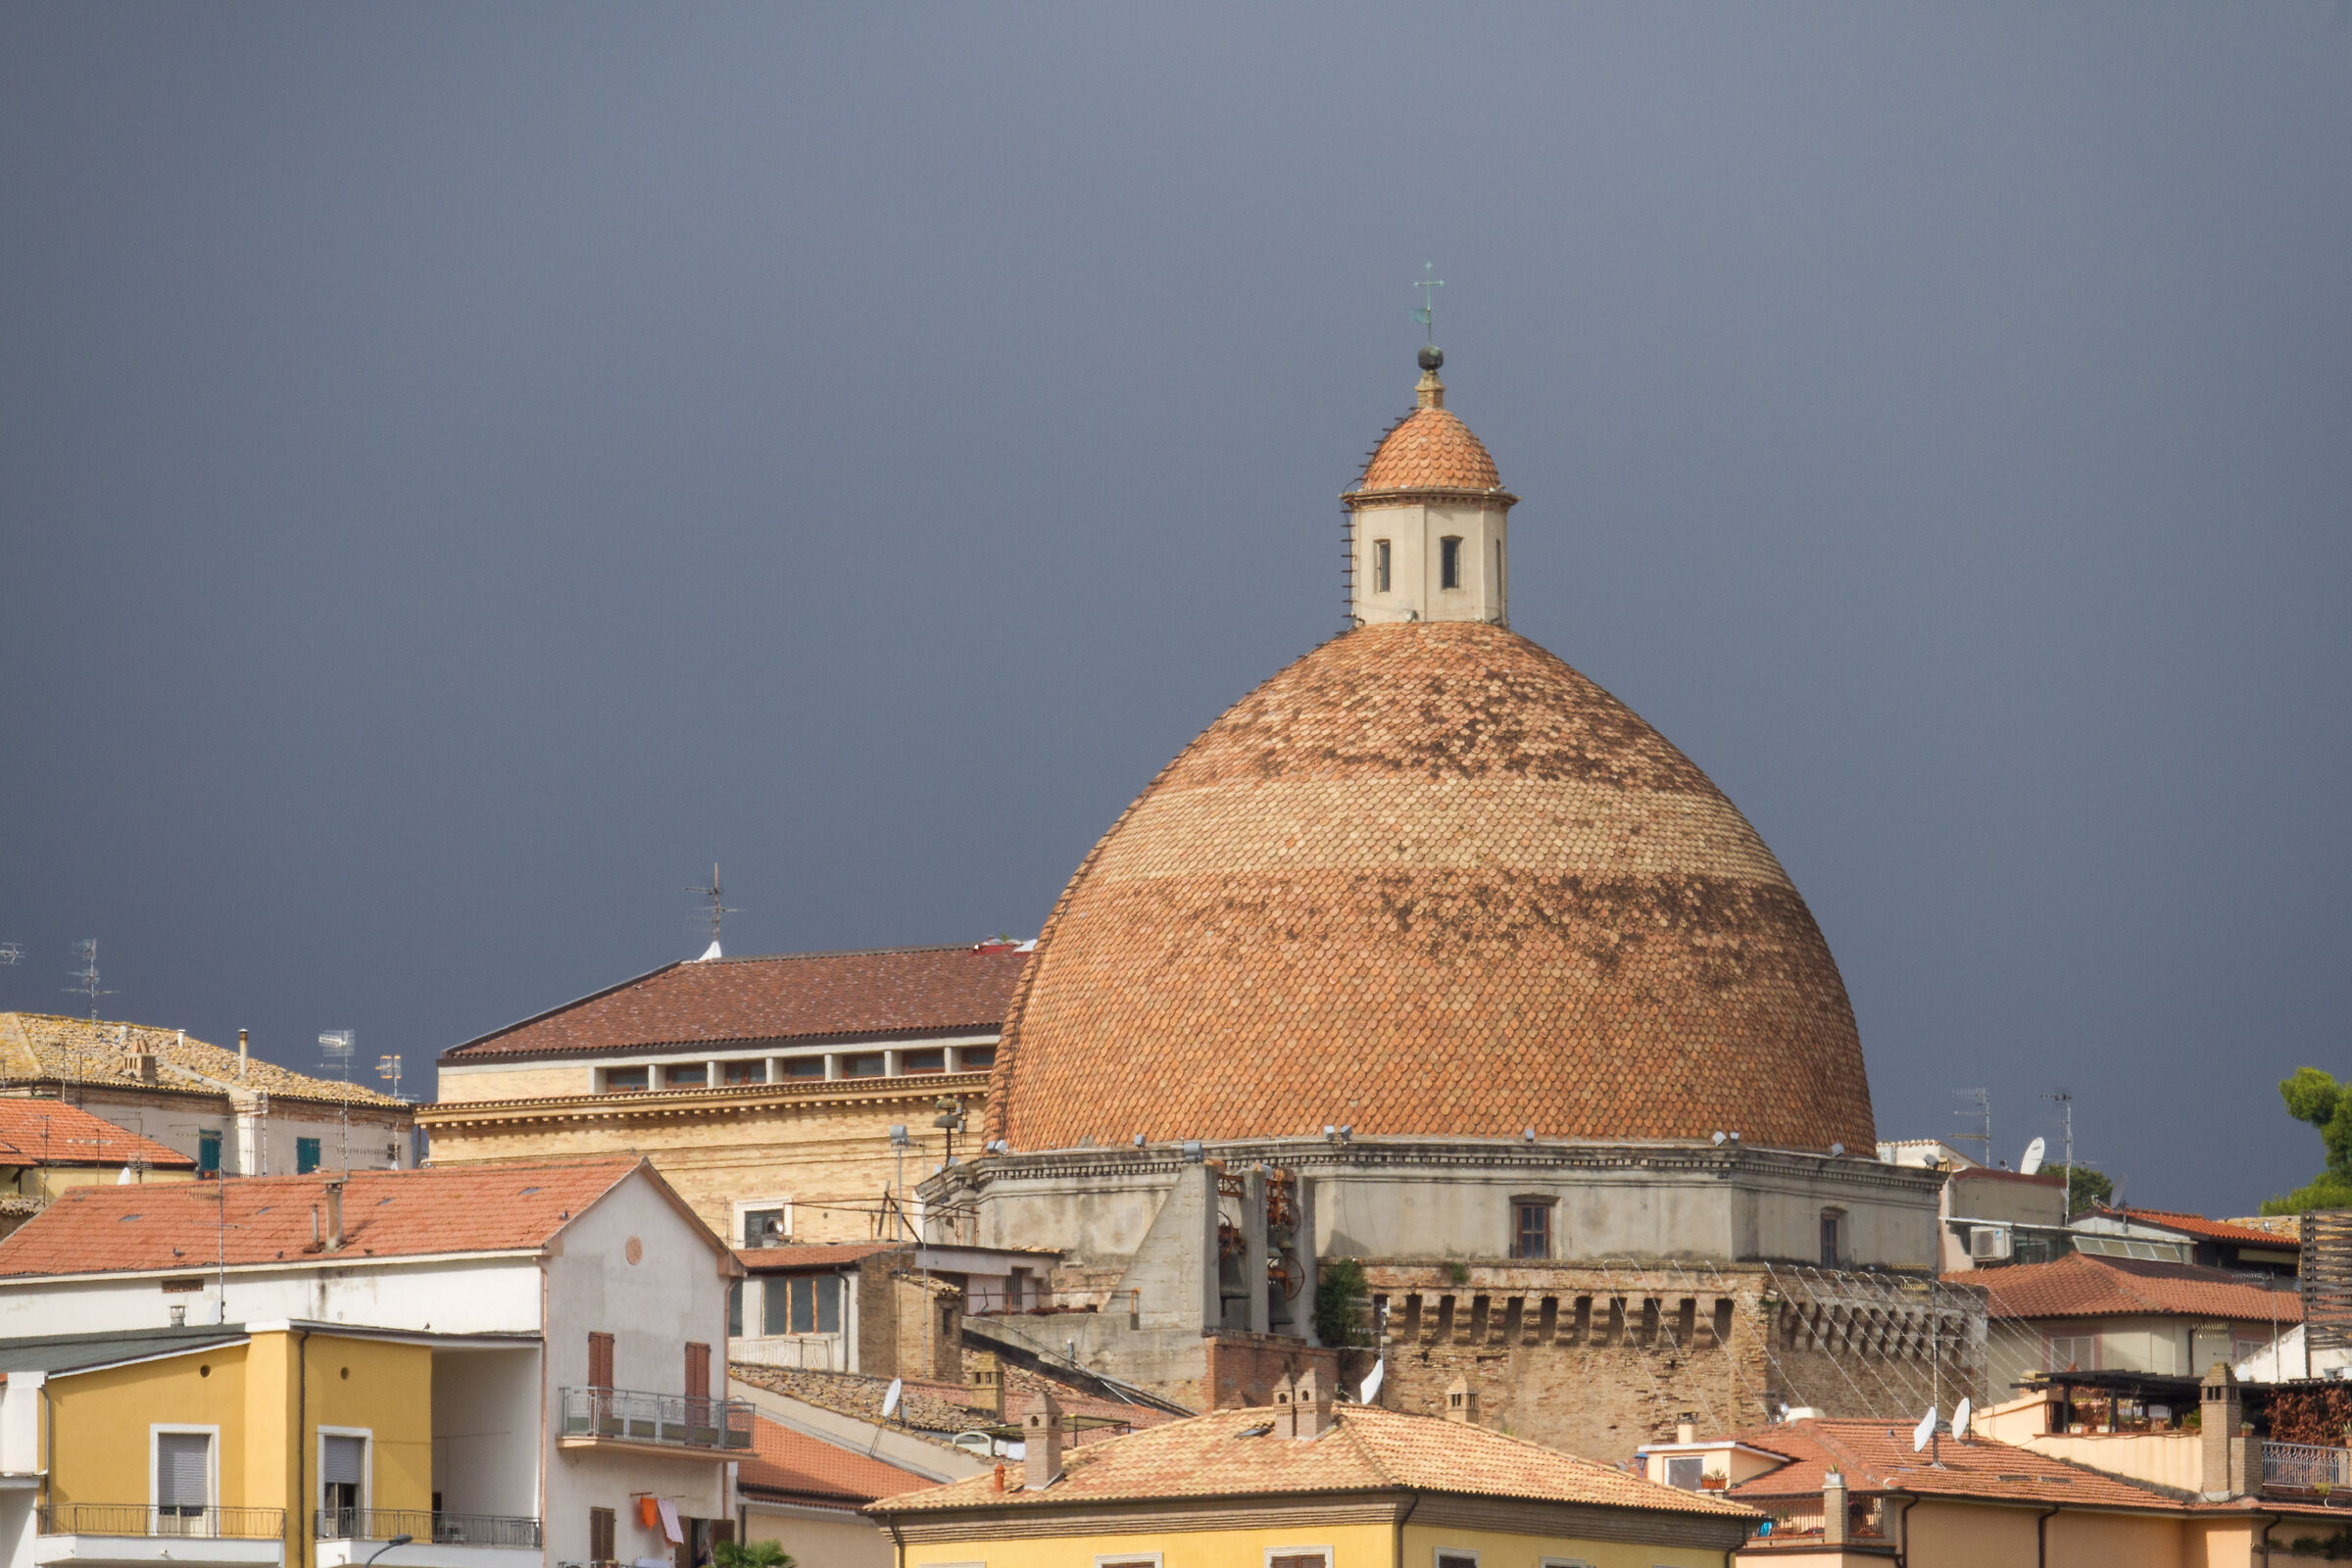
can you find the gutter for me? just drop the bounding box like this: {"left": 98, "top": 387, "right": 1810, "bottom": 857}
{"left": 1394, "top": 1490, "right": 1419, "bottom": 1568}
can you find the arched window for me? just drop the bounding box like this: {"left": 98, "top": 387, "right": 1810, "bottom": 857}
{"left": 1374, "top": 539, "right": 1392, "bottom": 594}
{"left": 1440, "top": 536, "right": 1462, "bottom": 590}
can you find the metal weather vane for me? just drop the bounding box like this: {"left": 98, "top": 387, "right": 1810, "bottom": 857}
{"left": 1412, "top": 263, "right": 1444, "bottom": 344}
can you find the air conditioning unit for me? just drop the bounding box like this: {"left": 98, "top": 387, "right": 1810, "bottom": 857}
{"left": 1970, "top": 1227, "right": 2013, "bottom": 1262}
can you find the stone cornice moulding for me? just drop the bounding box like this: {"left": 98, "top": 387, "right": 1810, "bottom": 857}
{"left": 416, "top": 1070, "right": 991, "bottom": 1128}
{"left": 1341, "top": 487, "right": 1520, "bottom": 512}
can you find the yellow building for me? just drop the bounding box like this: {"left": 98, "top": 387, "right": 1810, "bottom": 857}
{"left": 0, "top": 1322, "right": 479, "bottom": 1568}
{"left": 866, "top": 1376, "right": 1758, "bottom": 1568}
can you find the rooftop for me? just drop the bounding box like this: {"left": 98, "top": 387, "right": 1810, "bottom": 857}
{"left": 1725, "top": 1418, "right": 2177, "bottom": 1512}
{"left": 0, "top": 1013, "right": 403, "bottom": 1107}
{"left": 440, "top": 945, "right": 1029, "bottom": 1064}
{"left": 0, "top": 1156, "right": 651, "bottom": 1278}
{"left": 0, "top": 1323, "right": 249, "bottom": 1376}
{"left": 2089, "top": 1206, "right": 2300, "bottom": 1248}
{"left": 739, "top": 1414, "right": 934, "bottom": 1506}
{"left": 871, "top": 1402, "right": 1756, "bottom": 1518}
{"left": 1968, "top": 1250, "right": 2303, "bottom": 1324}
{"left": 0, "top": 1098, "right": 194, "bottom": 1169}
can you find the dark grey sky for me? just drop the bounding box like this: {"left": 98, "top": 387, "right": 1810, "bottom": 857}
{"left": 3, "top": 6, "right": 2346, "bottom": 1214}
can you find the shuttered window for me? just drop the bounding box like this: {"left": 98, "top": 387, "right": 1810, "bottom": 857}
{"left": 588, "top": 1507, "right": 615, "bottom": 1564}
{"left": 588, "top": 1331, "right": 614, "bottom": 1389}
{"left": 321, "top": 1435, "right": 366, "bottom": 1487}
{"left": 685, "top": 1344, "right": 710, "bottom": 1400}
{"left": 156, "top": 1432, "right": 210, "bottom": 1511}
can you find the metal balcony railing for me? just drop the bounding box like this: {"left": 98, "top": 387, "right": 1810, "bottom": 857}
{"left": 39, "top": 1505, "right": 286, "bottom": 1541}
{"left": 558, "top": 1386, "right": 755, "bottom": 1450}
{"left": 315, "top": 1510, "right": 544, "bottom": 1547}
{"left": 2265, "top": 1441, "right": 2352, "bottom": 1494}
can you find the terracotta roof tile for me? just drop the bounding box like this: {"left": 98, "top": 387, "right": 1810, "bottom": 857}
{"left": 0, "top": 1100, "right": 194, "bottom": 1169}
{"left": 1, "top": 1013, "right": 401, "bottom": 1107}
{"left": 0, "top": 1156, "right": 646, "bottom": 1277}
{"left": 1351, "top": 407, "right": 1503, "bottom": 494}
{"left": 1726, "top": 1418, "right": 2182, "bottom": 1512}
{"left": 2099, "top": 1207, "right": 2301, "bottom": 1248}
{"left": 1969, "top": 1251, "right": 2303, "bottom": 1324}
{"left": 989, "top": 622, "right": 1874, "bottom": 1152}
{"left": 738, "top": 1414, "right": 934, "bottom": 1505}
{"left": 734, "top": 1243, "right": 902, "bottom": 1273}
{"left": 872, "top": 1403, "right": 1756, "bottom": 1517}
{"left": 440, "top": 947, "right": 1026, "bottom": 1063}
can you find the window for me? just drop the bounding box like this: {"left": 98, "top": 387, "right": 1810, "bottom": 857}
{"left": 603, "top": 1066, "right": 649, "bottom": 1093}
{"left": 727, "top": 1281, "right": 743, "bottom": 1337}
{"left": 721, "top": 1059, "right": 765, "bottom": 1085}
{"left": 197, "top": 1131, "right": 221, "bottom": 1176}
{"left": 587, "top": 1331, "right": 614, "bottom": 1389}
{"left": 1440, "top": 536, "right": 1462, "bottom": 589}
{"left": 1435, "top": 1552, "right": 1478, "bottom": 1568}
{"left": 154, "top": 1430, "right": 212, "bottom": 1520}
{"left": 1098, "top": 1556, "right": 1161, "bottom": 1568}
{"left": 319, "top": 1433, "right": 367, "bottom": 1535}
{"left": 1268, "top": 1551, "right": 1330, "bottom": 1568}
{"left": 902, "top": 1049, "right": 946, "bottom": 1074}
{"left": 588, "top": 1507, "right": 616, "bottom": 1566}
{"left": 960, "top": 1045, "right": 997, "bottom": 1070}
{"left": 685, "top": 1343, "right": 710, "bottom": 1400}
{"left": 1006, "top": 1267, "right": 1028, "bottom": 1310}
{"left": 1820, "top": 1208, "right": 1844, "bottom": 1268}
{"left": 295, "top": 1138, "right": 321, "bottom": 1175}
{"left": 1374, "top": 539, "right": 1393, "bottom": 593}
{"left": 1494, "top": 539, "right": 1503, "bottom": 593}
{"left": 767, "top": 1275, "right": 844, "bottom": 1336}
{"left": 844, "top": 1053, "right": 887, "bottom": 1077}
{"left": 784, "top": 1056, "right": 825, "bottom": 1078}
{"left": 1665, "top": 1455, "right": 1704, "bottom": 1491}
{"left": 742, "top": 1206, "right": 786, "bottom": 1247}
{"left": 1510, "top": 1198, "right": 1554, "bottom": 1260}
{"left": 2046, "top": 1333, "right": 2098, "bottom": 1373}
{"left": 664, "top": 1063, "right": 707, "bottom": 1088}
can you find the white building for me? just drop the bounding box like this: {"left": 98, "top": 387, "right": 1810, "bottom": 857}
{"left": 0, "top": 1156, "right": 742, "bottom": 1568}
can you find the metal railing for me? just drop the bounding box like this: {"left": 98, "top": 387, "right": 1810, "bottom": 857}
{"left": 2265, "top": 1442, "right": 2352, "bottom": 1494}
{"left": 1750, "top": 1497, "right": 1887, "bottom": 1544}
{"left": 558, "top": 1386, "right": 754, "bottom": 1450}
{"left": 316, "top": 1510, "right": 543, "bottom": 1547}
{"left": 39, "top": 1504, "right": 285, "bottom": 1541}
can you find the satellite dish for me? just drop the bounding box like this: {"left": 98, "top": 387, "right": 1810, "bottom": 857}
{"left": 1953, "top": 1397, "right": 1974, "bottom": 1439}
{"left": 1912, "top": 1405, "right": 1937, "bottom": 1453}
{"left": 1361, "top": 1360, "right": 1385, "bottom": 1404}
{"left": 696, "top": 941, "right": 722, "bottom": 962}
{"left": 881, "top": 1377, "right": 903, "bottom": 1420}
{"left": 2019, "top": 1137, "right": 2046, "bottom": 1177}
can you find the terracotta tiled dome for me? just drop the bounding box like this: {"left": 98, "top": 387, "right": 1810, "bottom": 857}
{"left": 1354, "top": 405, "right": 1503, "bottom": 493}
{"left": 987, "top": 621, "right": 1876, "bottom": 1153}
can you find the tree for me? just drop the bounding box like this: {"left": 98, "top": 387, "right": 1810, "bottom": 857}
{"left": 1313, "top": 1256, "right": 1370, "bottom": 1348}
{"left": 2067, "top": 1165, "right": 2114, "bottom": 1215}
{"left": 2262, "top": 1067, "right": 2352, "bottom": 1215}
{"left": 713, "top": 1542, "right": 794, "bottom": 1568}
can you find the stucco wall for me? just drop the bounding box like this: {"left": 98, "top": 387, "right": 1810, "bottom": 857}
{"left": 49, "top": 1341, "right": 254, "bottom": 1510}
{"left": 429, "top": 1345, "right": 541, "bottom": 1520}
{"left": 1352, "top": 499, "right": 1510, "bottom": 626}
{"left": 0, "top": 1251, "right": 545, "bottom": 1339}
{"left": 744, "top": 1502, "right": 894, "bottom": 1568}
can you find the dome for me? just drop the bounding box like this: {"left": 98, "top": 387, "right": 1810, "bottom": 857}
{"left": 987, "top": 621, "right": 1876, "bottom": 1153}
{"left": 1353, "top": 405, "right": 1503, "bottom": 494}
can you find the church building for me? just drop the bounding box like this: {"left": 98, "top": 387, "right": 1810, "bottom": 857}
{"left": 927, "top": 348, "right": 1968, "bottom": 1458}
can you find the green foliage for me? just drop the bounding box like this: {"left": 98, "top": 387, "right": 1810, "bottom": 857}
{"left": 713, "top": 1542, "right": 793, "bottom": 1568}
{"left": 2066, "top": 1166, "right": 2114, "bottom": 1214}
{"left": 1313, "top": 1256, "right": 1370, "bottom": 1348}
{"left": 2264, "top": 1068, "right": 2352, "bottom": 1215}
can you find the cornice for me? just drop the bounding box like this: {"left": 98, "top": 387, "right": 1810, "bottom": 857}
{"left": 440, "top": 1022, "right": 1001, "bottom": 1066}
{"left": 416, "top": 1071, "right": 990, "bottom": 1130}
{"left": 1341, "top": 487, "right": 1519, "bottom": 512}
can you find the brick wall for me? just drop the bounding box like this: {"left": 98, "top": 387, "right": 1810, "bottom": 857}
{"left": 1203, "top": 1334, "right": 1341, "bottom": 1410}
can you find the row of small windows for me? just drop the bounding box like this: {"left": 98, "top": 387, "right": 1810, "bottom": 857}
{"left": 728, "top": 1273, "right": 845, "bottom": 1338}
{"left": 1368, "top": 537, "right": 1499, "bottom": 595}
{"left": 601, "top": 1044, "right": 995, "bottom": 1093}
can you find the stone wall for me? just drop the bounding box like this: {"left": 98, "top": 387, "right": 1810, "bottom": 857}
{"left": 1203, "top": 1333, "right": 1341, "bottom": 1411}
{"left": 1361, "top": 1259, "right": 1984, "bottom": 1463}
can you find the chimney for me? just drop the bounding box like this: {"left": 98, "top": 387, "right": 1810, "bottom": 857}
{"left": 132, "top": 1053, "right": 158, "bottom": 1085}
{"left": 1291, "top": 1364, "right": 1333, "bottom": 1438}
{"left": 322, "top": 1181, "right": 345, "bottom": 1252}
{"left": 1677, "top": 1413, "right": 1696, "bottom": 1446}
{"left": 967, "top": 1351, "right": 1005, "bottom": 1421}
{"left": 1822, "top": 1471, "right": 1849, "bottom": 1546}
{"left": 1020, "top": 1390, "right": 1063, "bottom": 1490}
{"left": 237, "top": 1030, "right": 249, "bottom": 1081}
{"left": 2200, "top": 1361, "right": 2253, "bottom": 1497}
{"left": 1445, "top": 1376, "right": 1478, "bottom": 1425}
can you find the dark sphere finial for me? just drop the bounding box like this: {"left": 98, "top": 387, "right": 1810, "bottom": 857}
{"left": 1418, "top": 344, "right": 1445, "bottom": 372}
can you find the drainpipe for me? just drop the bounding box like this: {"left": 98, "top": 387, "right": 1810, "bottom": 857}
{"left": 2034, "top": 1503, "right": 2060, "bottom": 1568}
{"left": 1885, "top": 1494, "right": 1915, "bottom": 1568}
{"left": 297, "top": 1328, "right": 311, "bottom": 1568}
{"left": 1393, "top": 1490, "right": 1419, "bottom": 1568}
{"left": 885, "top": 1514, "right": 905, "bottom": 1568}
{"left": 2257, "top": 1508, "right": 2278, "bottom": 1566}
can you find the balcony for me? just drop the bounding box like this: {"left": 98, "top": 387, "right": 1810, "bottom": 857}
{"left": 34, "top": 1506, "right": 285, "bottom": 1568}
{"left": 313, "top": 1510, "right": 544, "bottom": 1568}
{"left": 2264, "top": 1441, "right": 2352, "bottom": 1502}
{"left": 558, "top": 1386, "right": 754, "bottom": 1459}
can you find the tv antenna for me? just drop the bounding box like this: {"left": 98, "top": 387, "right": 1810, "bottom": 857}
{"left": 65, "top": 940, "right": 113, "bottom": 1020}
{"left": 318, "top": 1030, "right": 354, "bottom": 1171}
{"left": 377, "top": 1054, "right": 404, "bottom": 1102}
{"left": 1952, "top": 1088, "right": 1990, "bottom": 1165}
{"left": 2044, "top": 1088, "right": 2076, "bottom": 1208}
{"left": 0, "top": 942, "right": 23, "bottom": 965}
{"left": 688, "top": 863, "right": 739, "bottom": 955}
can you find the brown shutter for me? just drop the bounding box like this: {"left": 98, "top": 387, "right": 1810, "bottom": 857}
{"left": 685, "top": 1342, "right": 710, "bottom": 1399}
{"left": 589, "top": 1507, "right": 615, "bottom": 1564}
{"left": 588, "top": 1331, "right": 614, "bottom": 1389}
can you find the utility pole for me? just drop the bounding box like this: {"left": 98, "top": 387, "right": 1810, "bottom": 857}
{"left": 1952, "top": 1088, "right": 1991, "bottom": 1166}
{"left": 2045, "top": 1089, "right": 2075, "bottom": 1212}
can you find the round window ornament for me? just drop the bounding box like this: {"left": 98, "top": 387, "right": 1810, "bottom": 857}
{"left": 624, "top": 1237, "right": 643, "bottom": 1265}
